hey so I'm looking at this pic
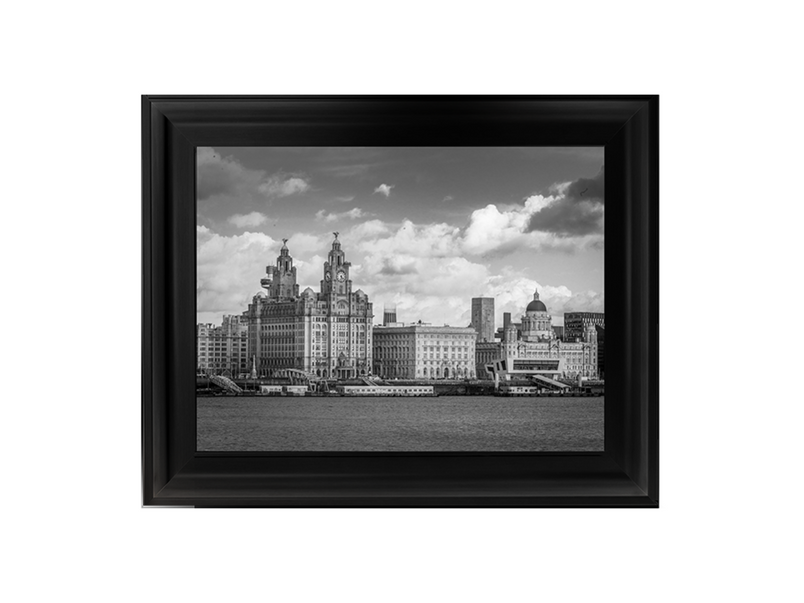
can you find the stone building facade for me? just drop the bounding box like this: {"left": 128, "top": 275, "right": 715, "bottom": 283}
{"left": 486, "top": 290, "right": 600, "bottom": 381}
{"left": 196, "top": 315, "right": 249, "bottom": 376}
{"left": 243, "top": 235, "right": 373, "bottom": 379}
{"left": 373, "top": 324, "right": 477, "bottom": 380}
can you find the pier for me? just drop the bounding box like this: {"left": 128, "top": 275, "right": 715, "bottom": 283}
{"left": 197, "top": 375, "right": 603, "bottom": 397}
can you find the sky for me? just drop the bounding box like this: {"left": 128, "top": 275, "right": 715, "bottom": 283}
{"left": 197, "top": 146, "right": 604, "bottom": 328}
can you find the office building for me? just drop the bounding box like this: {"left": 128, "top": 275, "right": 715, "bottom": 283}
{"left": 196, "top": 315, "right": 249, "bottom": 376}
{"left": 243, "top": 234, "right": 373, "bottom": 379}
{"left": 470, "top": 297, "right": 495, "bottom": 342}
{"left": 475, "top": 341, "right": 502, "bottom": 378}
{"left": 373, "top": 323, "right": 477, "bottom": 380}
{"left": 383, "top": 305, "right": 397, "bottom": 326}
{"left": 564, "top": 312, "right": 605, "bottom": 342}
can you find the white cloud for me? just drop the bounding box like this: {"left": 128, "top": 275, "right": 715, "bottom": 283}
{"left": 350, "top": 219, "right": 392, "bottom": 239}
{"left": 227, "top": 211, "right": 268, "bottom": 228}
{"left": 484, "top": 272, "right": 604, "bottom": 327}
{"left": 336, "top": 219, "right": 603, "bottom": 328}
{"left": 461, "top": 194, "right": 603, "bottom": 256}
{"left": 373, "top": 183, "right": 394, "bottom": 197}
{"left": 352, "top": 219, "right": 462, "bottom": 260}
{"left": 462, "top": 203, "right": 530, "bottom": 255}
{"left": 259, "top": 175, "right": 310, "bottom": 197}
{"left": 286, "top": 233, "right": 328, "bottom": 258}
{"left": 195, "top": 228, "right": 328, "bottom": 324}
{"left": 197, "top": 226, "right": 279, "bottom": 324}
{"left": 315, "top": 207, "right": 369, "bottom": 223}
{"left": 196, "top": 215, "right": 603, "bottom": 329}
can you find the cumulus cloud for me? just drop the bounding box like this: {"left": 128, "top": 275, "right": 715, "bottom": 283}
{"left": 378, "top": 257, "right": 419, "bottom": 276}
{"left": 259, "top": 175, "right": 310, "bottom": 197}
{"left": 350, "top": 219, "right": 392, "bottom": 239}
{"left": 459, "top": 166, "right": 605, "bottom": 255}
{"left": 374, "top": 183, "right": 394, "bottom": 197}
{"left": 352, "top": 219, "right": 462, "bottom": 260}
{"left": 337, "top": 220, "right": 602, "bottom": 327}
{"left": 196, "top": 152, "right": 605, "bottom": 328}
{"left": 196, "top": 226, "right": 278, "bottom": 323}
{"left": 461, "top": 198, "right": 594, "bottom": 256}
{"left": 196, "top": 165, "right": 605, "bottom": 325}
{"left": 197, "top": 227, "right": 331, "bottom": 324}
{"left": 227, "top": 212, "right": 268, "bottom": 228}
{"left": 484, "top": 272, "right": 604, "bottom": 327}
{"left": 526, "top": 166, "right": 604, "bottom": 236}
{"left": 197, "top": 220, "right": 603, "bottom": 329}
{"left": 315, "top": 207, "right": 369, "bottom": 223}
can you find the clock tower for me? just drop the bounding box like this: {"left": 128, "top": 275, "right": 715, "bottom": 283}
{"left": 321, "top": 232, "right": 352, "bottom": 295}
{"left": 245, "top": 232, "right": 373, "bottom": 381}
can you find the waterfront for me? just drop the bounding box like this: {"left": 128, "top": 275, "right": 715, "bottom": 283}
{"left": 197, "top": 395, "right": 604, "bottom": 452}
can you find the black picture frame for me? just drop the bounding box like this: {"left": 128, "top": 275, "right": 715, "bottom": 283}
{"left": 142, "top": 95, "right": 658, "bottom": 508}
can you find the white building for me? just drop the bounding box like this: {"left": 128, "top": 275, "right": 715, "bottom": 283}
{"left": 485, "top": 290, "right": 599, "bottom": 382}
{"left": 373, "top": 323, "right": 477, "bottom": 380}
{"left": 196, "top": 315, "right": 249, "bottom": 376}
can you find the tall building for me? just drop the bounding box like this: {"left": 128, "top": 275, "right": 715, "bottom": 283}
{"left": 243, "top": 234, "right": 373, "bottom": 379}
{"left": 564, "top": 312, "right": 605, "bottom": 342}
{"left": 595, "top": 325, "right": 605, "bottom": 379}
{"left": 470, "top": 297, "right": 495, "bottom": 342}
{"left": 383, "top": 305, "right": 397, "bottom": 326}
{"left": 373, "top": 323, "right": 477, "bottom": 380}
{"left": 196, "top": 315, "right": 249, "bottom": 376}
{"left": 483, "top": 290, "right": 599, "bottom": 381}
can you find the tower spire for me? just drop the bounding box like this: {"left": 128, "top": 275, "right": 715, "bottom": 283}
{"left": 264, "top": 239, "right": 298, "bottom": 299}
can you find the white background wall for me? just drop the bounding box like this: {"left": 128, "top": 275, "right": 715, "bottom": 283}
{"left": 3, "top": 2, "right": 801, "bottom": 601}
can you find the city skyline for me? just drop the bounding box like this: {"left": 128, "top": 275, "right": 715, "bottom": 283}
{"left": 197, "top": 147, "right": 604, "bottom": 328}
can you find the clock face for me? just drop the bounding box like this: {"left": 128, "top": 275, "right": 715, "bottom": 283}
{"left": 336, "top": 271, "right": 346, "bottom": 282}
{"left": 324, "top": 272, "right": 331, "bottom": 281}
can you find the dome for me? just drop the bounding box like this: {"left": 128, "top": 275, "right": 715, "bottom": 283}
{"left": 526, "top": 299, "right": 547, "bottom": 313}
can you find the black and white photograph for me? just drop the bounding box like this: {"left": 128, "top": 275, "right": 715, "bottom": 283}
{"left": 7, "top": 0, "right": 804, "bottom": 600}
{"left": 196, "top": 146, "right": 605, "bottom": 451}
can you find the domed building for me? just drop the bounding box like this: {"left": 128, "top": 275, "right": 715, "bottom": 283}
{"left": 485, "top": 289, "right": 600, "bottom": 384}
{"left": 521, "top": 290, "right": 554, "bottom": 341}
{"left": 243, "top": 234, "right": 374, "bottom": 379}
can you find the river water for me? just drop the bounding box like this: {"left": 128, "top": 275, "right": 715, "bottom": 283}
{"left": 197, "top": 395, "right": 604, "bottom": 452}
